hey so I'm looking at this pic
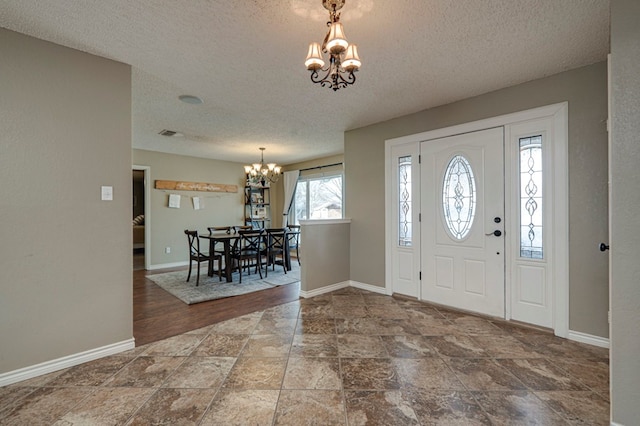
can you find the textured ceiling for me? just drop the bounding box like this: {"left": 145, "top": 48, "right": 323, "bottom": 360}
{"left": 0, "top": 0, "right": 610, "bottom": 165}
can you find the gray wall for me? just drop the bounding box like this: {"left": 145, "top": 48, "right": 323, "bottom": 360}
{"left": 345, "top": 62, "right": 609, "bottom": 338}
{"left": 132, "top": 149, "right": 247, "bottom": 268}
{"left": 0, "top": 29, "right": 132, "bottom": 373}
{"left": 610, "top": 0, "right": 640, "bottom": 422}
{"left": 300, "top": 221, "right": 350, "bottom": 292}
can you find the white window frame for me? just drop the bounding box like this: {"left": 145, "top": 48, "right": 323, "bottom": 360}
{"left": 292, "top": 171, "right": 345, "bottom": 224}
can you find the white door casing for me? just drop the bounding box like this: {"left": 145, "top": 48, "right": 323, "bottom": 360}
{"left": 421, "top": 127, "right": 505, "bottom": 318}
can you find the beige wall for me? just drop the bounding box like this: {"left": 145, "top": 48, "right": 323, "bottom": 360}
{"left": 610, "top": 0, "right": 640, "bottom": 422}
{"left": 132, "top": 149, "right": 247, "bottom": 268}
{"left": 0, "top": 29, "right": 132, "bottom": 373}
{"left": 345, "top": 61, "right": 609, "bottom": 338}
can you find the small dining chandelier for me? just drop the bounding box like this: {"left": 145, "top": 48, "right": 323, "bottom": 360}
{"left": 304, "top": 0, "right": 361, "bottom": 91}
{"left": 244, "top": 147, "right": 282, "bottom": 186}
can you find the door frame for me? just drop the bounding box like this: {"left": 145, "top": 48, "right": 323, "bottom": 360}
{"left": 385, "top": 102, "right": 568, "bottom": 337}
{"left": 133, "top": 165, "right": 151, "bottom": 271}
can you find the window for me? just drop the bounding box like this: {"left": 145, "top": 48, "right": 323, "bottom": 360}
{"left": 442, "top": 155, "right": 477, "bottom": 240}
{"left": 292, "top": 172, "right": 343, "bottom": 224}
{"left": 398, "top": 155, "right": 412, "bottom": 246}
{"left": 519, "top": 135, "right": 543, "bottom": 259}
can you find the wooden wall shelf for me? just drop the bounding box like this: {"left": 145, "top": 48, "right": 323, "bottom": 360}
{"left": 154, "top": 180, "right": 238, "bottom": 193}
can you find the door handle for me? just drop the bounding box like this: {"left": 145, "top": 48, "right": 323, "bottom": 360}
{"left": 599, "top": 243, "right": 610, "bottom": 252}
{"left": 486, "top": 230, "right": 502, "bottom": 237}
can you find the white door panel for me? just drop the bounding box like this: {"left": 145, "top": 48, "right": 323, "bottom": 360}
{"left": 388, "top": 143, "right": 420, "bottom": 297}
{"left": 507, "top": 118, "right": 555, "bottom": 327}
{"left": 421, "top": 127, "right": 505, "bottom": 318}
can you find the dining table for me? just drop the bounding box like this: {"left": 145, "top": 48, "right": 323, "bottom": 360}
{"left": 198, "top": 231, "right": 239, "bottom": 282}
{"left": 199, "top": 228, "right": 300, "bottom": 283}
{"left": 283, "top": 229, "right": 299, "bottom": 271}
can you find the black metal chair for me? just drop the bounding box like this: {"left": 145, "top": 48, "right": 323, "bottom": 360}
{"left": 230, "top": 229, "right": 264, "bottom": 283}
{"left": 263, "top": 228, "right": 287, "bottom": 277}
{"left": 184, "top": 230, "right": 222, "bottom": 286}
{"left": 286, "top": 225, "right": 301, "bottom": 265}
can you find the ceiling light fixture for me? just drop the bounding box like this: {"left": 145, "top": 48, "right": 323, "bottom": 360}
{"left": 304, "top": 0, "right": 361, "bottom": 91}
{"left": 158, "top": 129, "right": 184, "bottom": 137}
{"left": 243, "top": 147, "right": 282, "bottom": 186}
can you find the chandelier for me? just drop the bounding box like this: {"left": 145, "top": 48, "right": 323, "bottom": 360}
{"left": 244, "top": 147, "right": 282, "bottom": 186}
{"left": 304, "top": 0, "right": 361, "bottom": 91}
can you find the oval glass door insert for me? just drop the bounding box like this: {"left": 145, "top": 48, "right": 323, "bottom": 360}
{"left": 442, "top": 155, "right": 476, "bottom": 240}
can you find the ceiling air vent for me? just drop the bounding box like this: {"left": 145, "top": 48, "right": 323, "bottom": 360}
{"left": 158, "top": 129, "right": 177, "bottom": 137}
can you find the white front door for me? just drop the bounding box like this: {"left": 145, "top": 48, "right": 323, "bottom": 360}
{"left": 421, "top": 127, "right": 505, "bottom": 318}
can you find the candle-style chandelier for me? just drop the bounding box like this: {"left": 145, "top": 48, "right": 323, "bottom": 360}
{"left": 304, "top": 0, "right": 362, "bottom": 91}
{"left": 243, "top": 147, "right": 282, "bottom": 186}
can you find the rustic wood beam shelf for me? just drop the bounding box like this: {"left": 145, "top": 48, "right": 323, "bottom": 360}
{"left": 154, "top": 180, "right": 238, "bottom": 193}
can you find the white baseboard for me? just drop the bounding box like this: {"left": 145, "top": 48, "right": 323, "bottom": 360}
{"left": 299, "top": 280, "right": 388, "bottom": 298}
{"left": 300, "top": 281, "right": 349, "bottom": 298}
{"left": 349, "top": 280, "right": 391, "bottom": 295}
{"left": 568, "top": 330, "right": 610, "bottom": 349}
{"left": 148, "top": 261, "right": 189, "bottom": 270}
{"left": 0, "top": 338, "right": 135, "bottom": 387}
{"left": 610, "top": 422, "right": 625, "bottom": 426}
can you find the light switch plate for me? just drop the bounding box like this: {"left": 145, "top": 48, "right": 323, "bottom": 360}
{"left": 101, "top": 186, "right": 113, "bottom": 201}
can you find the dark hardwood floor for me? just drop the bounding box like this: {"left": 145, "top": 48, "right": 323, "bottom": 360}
{"left": 133, "top": 265, "right": 300, "bottom": 346}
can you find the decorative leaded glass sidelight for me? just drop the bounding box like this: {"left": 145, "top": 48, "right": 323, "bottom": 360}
{"left": 519, "top": 135, "right": 543, "bottom": 259}
{"left": 398, "top": 156, "right": 412, "bottom": 246}
{"left": 442, "top": 155, "right": 476, "bottom": 240}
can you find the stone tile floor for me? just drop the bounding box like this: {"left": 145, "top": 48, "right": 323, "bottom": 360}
{"left": 0, "top": 288, "right": 610, "bottom": 425}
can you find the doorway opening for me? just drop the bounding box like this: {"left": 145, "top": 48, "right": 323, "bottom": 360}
{"left": 132, "top": 166, "right": 150, "bottom": 271}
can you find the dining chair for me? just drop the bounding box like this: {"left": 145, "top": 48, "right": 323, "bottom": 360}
{"left": 230, "top": 229, "right": 264, "bottom": 283}
{"left": 263, "top": 228, "right": 287, "bottom": 277}
{"left": 286, "top": 225, "right": 301, "bottom": 265}
{"left": 208, "top": 226, "right": 233, "bottom": 234}
{"left": 207, "top": 226, "right": 232, "bottom": 269}
{"left": 235, "top": 225, "right": 253, "bottom": 232}
{"left": 184, "top": 230, "right": 222, "bottom": 286}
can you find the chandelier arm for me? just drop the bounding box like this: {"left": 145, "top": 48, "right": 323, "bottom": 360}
{"left": 310, "top": 68, "right": 333, "bottom": 85}
{"left": 309, "top": 68, "right": 356, "bottom": 91}
{"left": 337, "top": 70, "right": 356, "bottom": 85}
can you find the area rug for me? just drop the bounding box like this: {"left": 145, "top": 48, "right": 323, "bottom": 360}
{"left": 147, "top": 263, "right": 300, "bottom": 305}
